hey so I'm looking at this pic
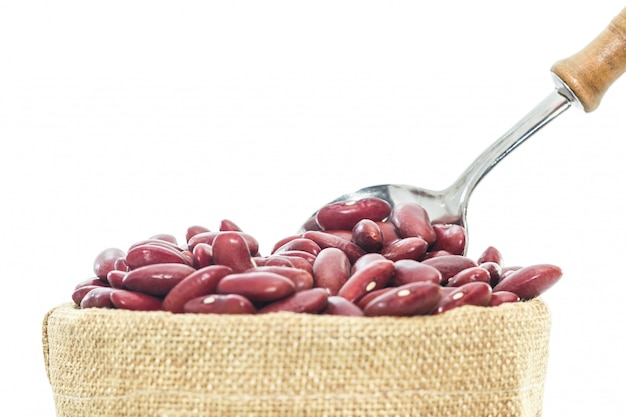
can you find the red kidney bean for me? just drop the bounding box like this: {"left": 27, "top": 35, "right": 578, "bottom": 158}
{"left": 211, "top": 231, "right": 256, "bottom": 273}
{"left": 422, "top": 250, "right": 453, "bottom": 259}
{"left": 356, "top": 288, "right": 393, "bottom": 309}
{"left": 321, "top": 229, "right": 354, "bottom": 242}
{"left": 273, "top": 238, "right": 322, "bottom": 256}
{"left": 447, "top": 266, "right": 491, "bottom": 287}
{"left": 380, "top": 237, "right": 429, "bottom": 262}
{"left": 477, "top": 246, "right": 503, "bottom": 266}
{"left": 125, "top": 243, "right": 192, "bottom": 270}
{"left": 110, "top": 289, "right": 162, "bottom": 311}
{"left": 392, "top": 259, "right": 442, "bottom": 286}
{"left": 315, "top": 197, "right": 391, "bottom": 231}
{"left": 216, "top": 272, "right": 296, "bottom": 303}
{"left": 434, "top": 281, "right": 492, "bottom": 314}
{"left": 377, "top": 221, "right": 400, "bottom": 246}
{"left": 490, "top": 291, "right": 520, "bottom": 306}
{"left": 324, "top": 296, "right": 365, "bottom": 316}
{"left": 188, "top": 231, "right": 259, "bottom": 256}
{"left": 74, "top": 277, "right": 110, "bottom": 290}
{"left": 162, "top": 265, "right": 233, "bottom": 313}
{"left": 259, "top": 288, "right": 329, "bottom": 314}
{"left": 312, "top": 247, "right": 352, "bottom": 295}
{"left": 123, "top": 263, "right": 196, "bottom": 296}
{"left": 106, "top": 270, "right": 127, "bottom": 289}
{"left": 501, "top": 266, "right": 522, "bottom": 280}
{"left": 493, "top": 264, "right": 562, "bottom": 300}
{"left": 253, "top": 255, "right": 295, "bottom": 268}
{"left": 276, "top": 250, "right": 317, "bottom": 265}
{"left": 430, "top": 224, "right": 467, "bottom": 255}
{"left": 351, "top": 253, "right": 387, "bottom": 275}
{"left": 337, "top": 259, "right": 395, "bottom": 303}
{"left": 72, "top": 285, "right": 103, "bottom": 306}
{"left": 191, "top": 243, "right": 213, "bottom": 269}
{"left": 219, "top": 219, "right": 243, "bottom": 232}
{"left": 280, "top": 256, "right": 314, "bottom": 275}
{"left": 93, "top": 247, "right": 126, "bottom": 281}
{"left": 246, "top": 266, "right": 314, "bottom": 292}
{"left": 479, "top": 262, "right": 502, "bottom": 287}
{"left": 149, "top": 233, "right": 178, "bottom": 245}
{"left": 421, "top": 255, "right": 478, "bottom": 285}
{"left": 186, "top": 225, "right": 210, "bottom": 243}
{"left": 270, "top": 234, "right": 302, "bottom": 253}
{"left": 114, "top": 257, "right": 128, "bottom": 272}
{"left": 80, "top": 287, "right": 116, "bottom": 308}
{"left": 184, "top": 294, "right": 257, "bottom": 314}
{"left": 303, "top": 231, "right": 365, "bottom": 264}
{"left": 389, "top": 202, "right": 437, "bottom": 245}
{"left": 352, "top": 219, "right": 384, "bottom": 252}
{"left": 364, "top": 282, "right": 442, "bottom": 317}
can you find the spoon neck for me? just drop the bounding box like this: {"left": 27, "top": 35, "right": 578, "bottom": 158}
{"left": 445, "top": 89, "right": 571, "bottom": 207}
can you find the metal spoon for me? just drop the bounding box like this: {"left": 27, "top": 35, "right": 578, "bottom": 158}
{"left": 300, "top": 7, "right": 626, "bottom": 246}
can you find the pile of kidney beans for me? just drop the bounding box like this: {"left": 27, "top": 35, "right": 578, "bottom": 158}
{"left": 72, "top": 198, "right": 562, "bottom": 316}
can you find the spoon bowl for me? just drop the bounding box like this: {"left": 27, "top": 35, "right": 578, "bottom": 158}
{"left": 300, "top": 7, "right": 626, "bottom": 252}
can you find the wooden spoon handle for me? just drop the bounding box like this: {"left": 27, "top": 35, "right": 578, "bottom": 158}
{"left": 551, "top": 7, "right": 626, "bottom": 112}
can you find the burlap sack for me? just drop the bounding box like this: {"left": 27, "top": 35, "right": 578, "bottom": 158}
{"left": 42, "top": 299, "right": 551, "bottom": 417}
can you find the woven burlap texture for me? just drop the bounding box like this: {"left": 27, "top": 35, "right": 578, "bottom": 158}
{"left": 43, "top": 299, "right": 551, "bottom": 417}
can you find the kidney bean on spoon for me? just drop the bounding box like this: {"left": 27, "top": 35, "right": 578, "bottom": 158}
{"left": 74, "top": 197, "right": 563, "bottom": 316}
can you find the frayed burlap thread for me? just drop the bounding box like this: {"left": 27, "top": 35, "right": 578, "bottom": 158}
{"left": 43, "top": 299, "right": 551, "bottom": 417}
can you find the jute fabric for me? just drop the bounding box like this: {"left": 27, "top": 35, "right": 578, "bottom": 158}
{"left": 42, "top": 299, "right": 551, "bottom": 417}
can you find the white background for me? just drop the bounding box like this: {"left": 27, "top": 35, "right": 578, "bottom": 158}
{"left": 1, "top": 1, "right": 625, "bottom": 415}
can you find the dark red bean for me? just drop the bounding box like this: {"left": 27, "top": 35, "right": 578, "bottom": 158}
{"left": 211, "top": 231, "right": 256, "bottom": 273}
{"left": 275, "top": 250, "right": 317, "bottom": 265}
{"left": 490, "top": 291, "right": 520, "bottom": 306}
{"left": 380, "top": 237, "right": 429, "bottom": 262}
{"left": 128, "top": 238, "right": 184, "bottom": 252}
{"left": 113, "top": 257, "right": 128, "bottom": 272}
{"left": 253, "top": 255, "right": 295, "bottom": 268}
{"left": 388, "top": 202, "right": 437, "bottom": 245}
{"left": 392, "top": 259, "right": 442, "bottom": 286}
{"left": 246, "top": 266, "right": 314, "bottom": 292}
{"left": 186, "top": 225, "right": 210, "bottom": 243}
{"left": 216, "top": 272, "right": 296, "bottom": 303}
{"left": 162, "top": 265, "right": 233, "bottom": 313}
{"left": 219, "top": 219, "right": 243, "bottom": 232}
{"left": 477, "top": 246, "right": 503, "bottom": 266}
{"left": 184, "top": 294, "right": 257, "bottom": 314}
{"left": 93, "top": 247, "right": 126, "bottom": 281}
{"left": 434, "top": 282, "right": 492, "bottom": 314}
{"left": 192, "top": 243, "right": 214, "bottom": 269}
{"left": 74, "top": 277, "right": 110, "bottom": 290}
{"left": 430, "top": 224, "right": 467, "bottom": 255}
{"left": 273, "top": 238, "right": 322, "bottom": 256}
{"left": 364, "top": 282, "right": 442, "bottom": 317}
{"left": 303, "top": 231, "right": 366, "bottom": 264}
{"left": 352, "top": 219, "right": 384, "bottom": 252}
{"left": 323, "top": 296, "right": 365, "bottom": 316}
{"left": 421, "top": 255, "right": 478, "bottom": 285}
{"left": 377, "top": 221, "right": 400, "bottom": 246}
{"left": 80, "top": 287, "right": 116, "bottom": 308}
{"left": 479, "top": 262, "right": 502, "bottom": 287}
{"left": 351, "top": 253, "right": 387, "bottom": 275}
{"left": 493, "top": 264, "right": 562, "bottom": 300}
{"left": 259, "top": 288, "right": 329, "bottom": 314}
{"left": 110, "top": 289, "right": 162, "bottom": 311}
{"left": 337, "top": 259, "right": 395, "bottom": 303}
{"left": 187, "top": 231, "right": 259, "bottom": 256}
{"left": 72, "top": 285, "right": 103, "bottom": 306}
{"left": 106, "top": 270, "right": 127, "bottom": 289}
{"left": 123, "top": 263, "right": 196, "bottom": 296}
{"left": 315, "top": 197, "right": 391, "bottom": 231}
{"left": 126, "top": 243, "right": 191, "bottom": 270}
{"left": 447, "top": 266, "right": 491, "bottom": 287}
{"left": 356, "top": 288, "right": 393, "bottom": 310}
{"left": 312, "top": 247, "right": 351, "bottom": 295}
